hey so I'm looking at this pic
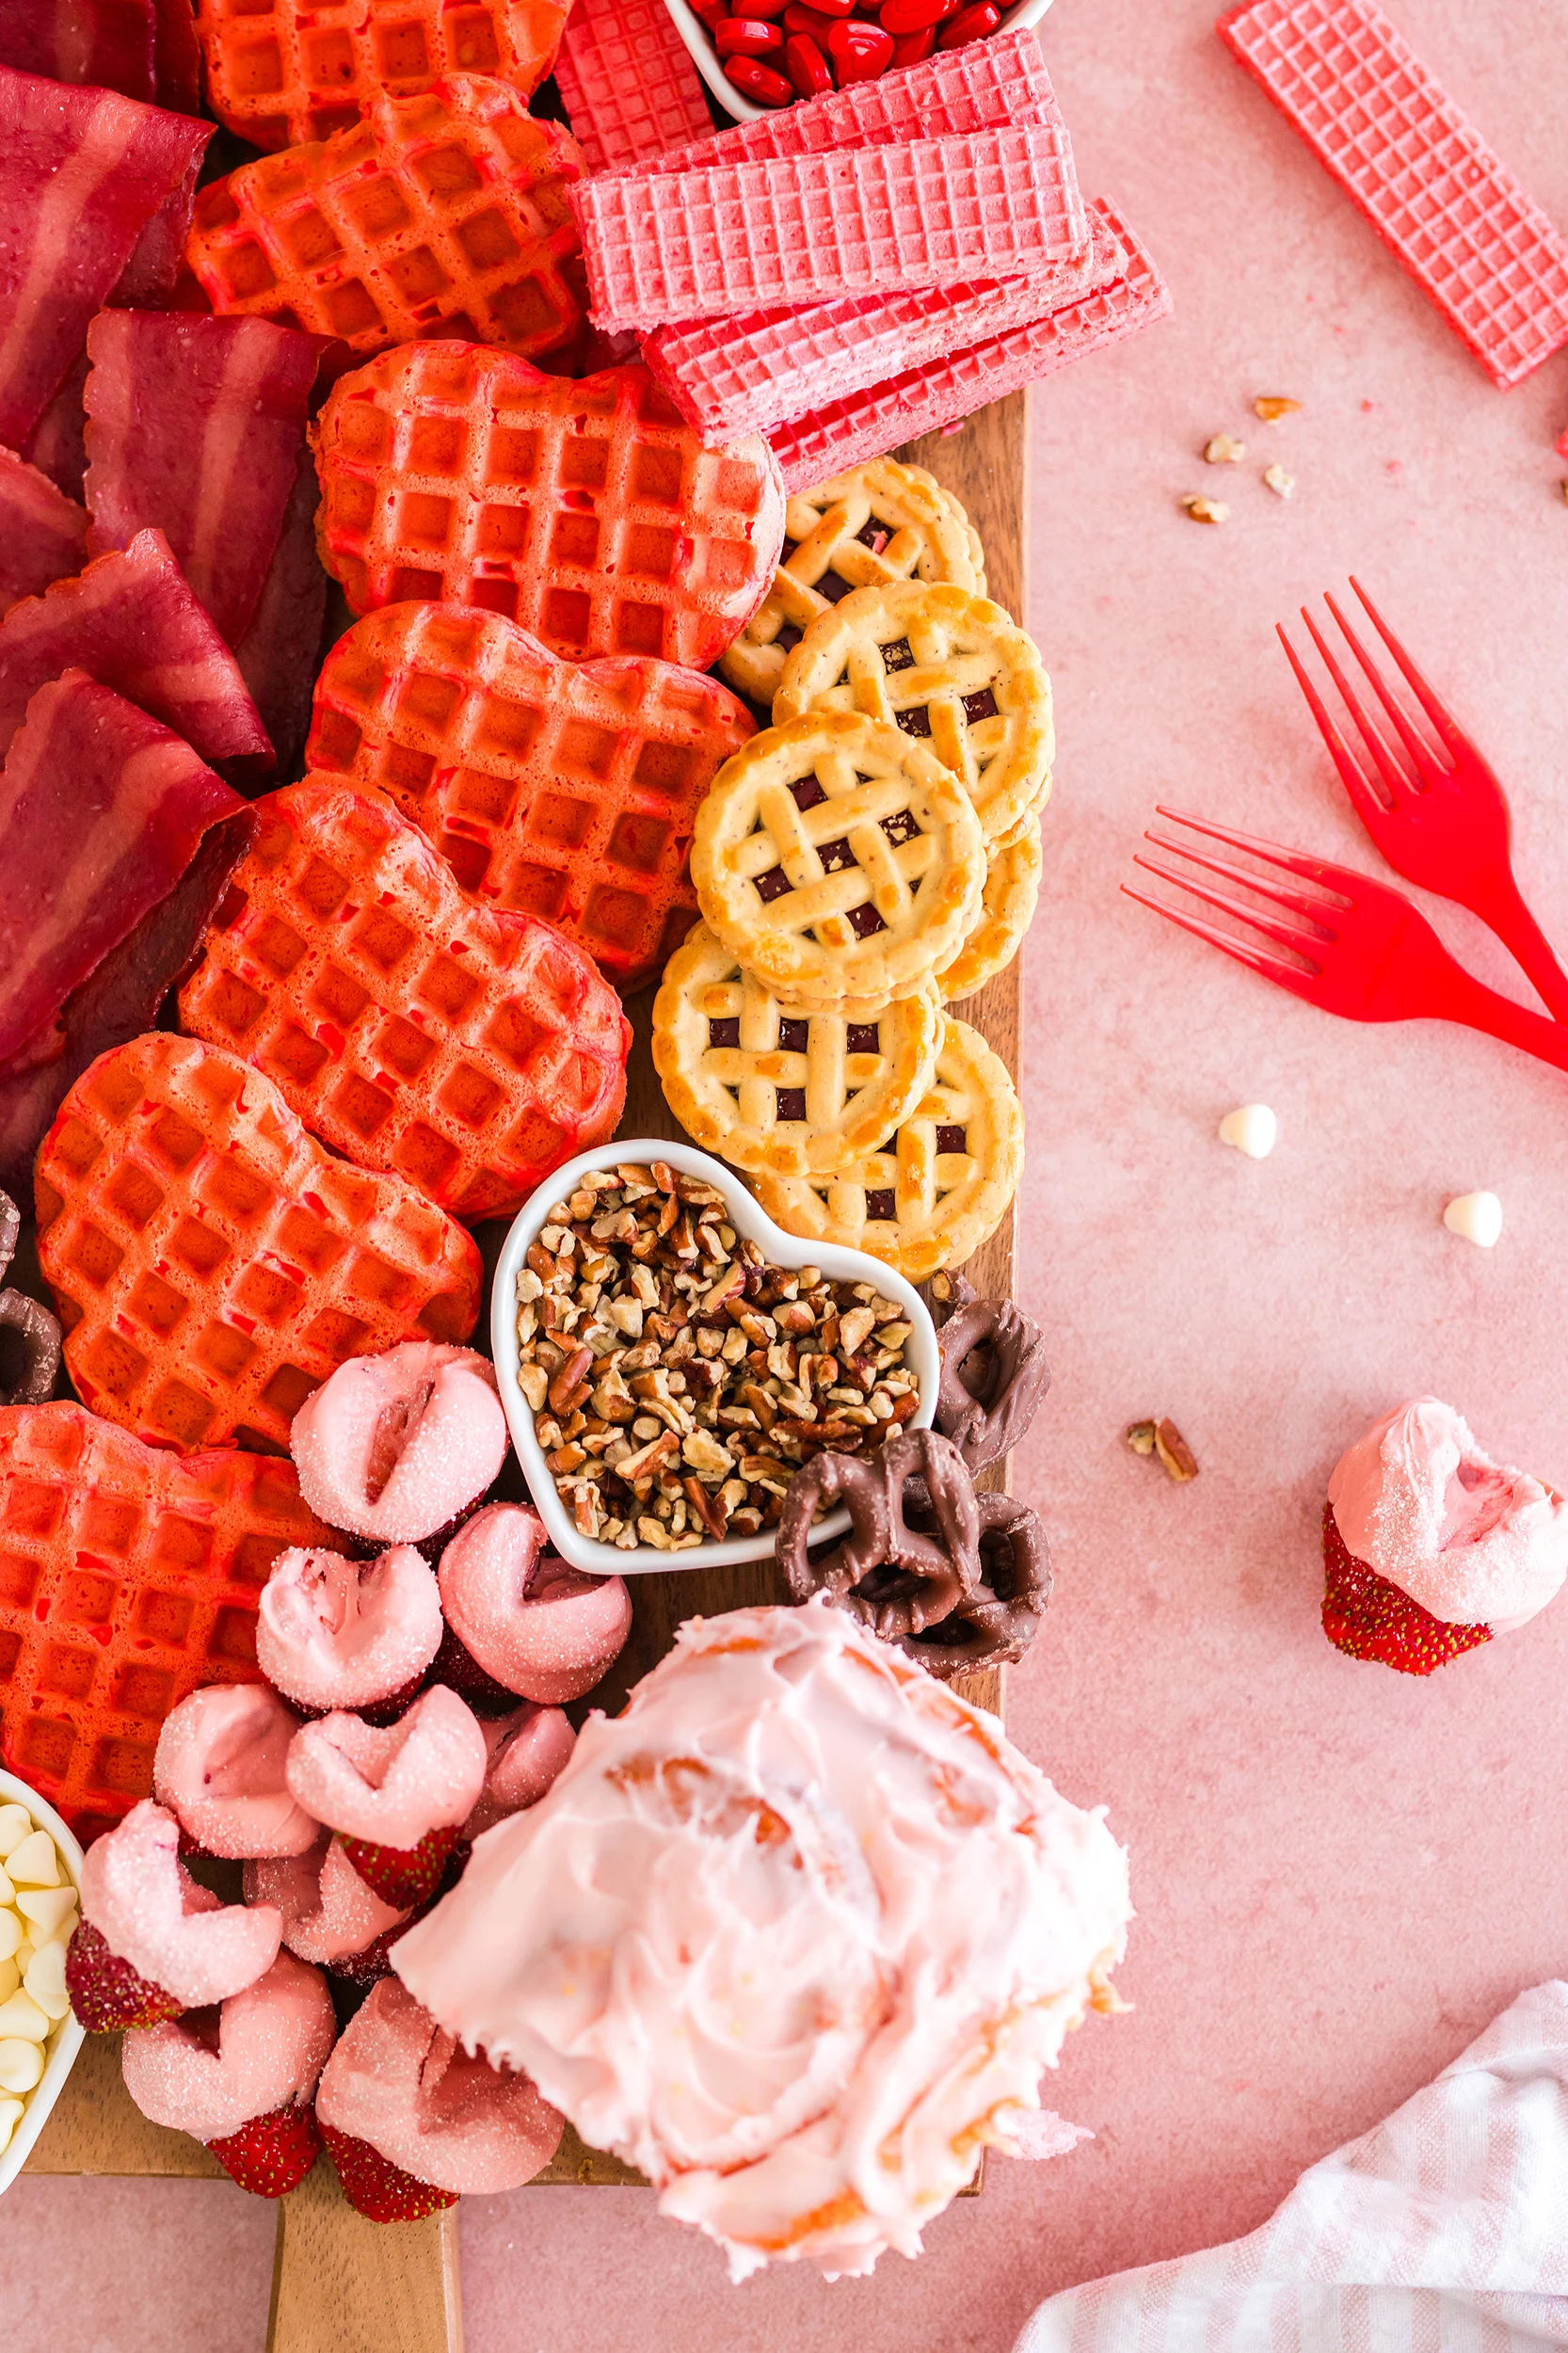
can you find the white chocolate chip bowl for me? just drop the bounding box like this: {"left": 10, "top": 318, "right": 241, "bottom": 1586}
{"left": 0, "top": 1770, "right": 86, "bottom": 2195}
{"left": 489, "top": 1140, "right": 938, "bottom": 1576}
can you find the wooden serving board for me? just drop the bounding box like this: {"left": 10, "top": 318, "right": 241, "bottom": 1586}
{"left": 24, "top": 391, "right": 1029, "bottom": 2353}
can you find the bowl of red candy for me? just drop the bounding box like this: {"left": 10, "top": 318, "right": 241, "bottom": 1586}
{"left": 664, "top": 0, "right": 1054, "bottom": 119}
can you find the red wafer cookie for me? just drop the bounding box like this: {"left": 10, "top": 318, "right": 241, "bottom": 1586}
{"left": 194, "top": 0, "right": 568, "bottom": 153}
{"left": 0, "top": 1401, "right": 340, "bottom": 1838}
{"left": 552, "top": 0, "right": 712, "bottom": 176}
{"left": 179, "top": 778, "right": 630, "bottom": 1221}
{"left": 1219, "top": 0, "right": 1568, "bottom": 390}
{"left": 36, "top": 1033, "right": 483, "bottom": 1457}
{"left": 186, "top": 76, "right": 585, "bottom": 366}
{"left": 312, "top": 344, "right": 786, "bottom": 672}
{"left": 306, "top": 602, "right": 755, "bottom": 989}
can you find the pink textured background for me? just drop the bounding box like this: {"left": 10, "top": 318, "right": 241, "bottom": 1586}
{"left": 10, "top": 0, "right": 1568, "bottom": 2343}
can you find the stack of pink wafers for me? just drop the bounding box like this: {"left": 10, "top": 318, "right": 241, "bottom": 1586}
{"left": 555, "top": 28, "right": 1172, "bottom": 484}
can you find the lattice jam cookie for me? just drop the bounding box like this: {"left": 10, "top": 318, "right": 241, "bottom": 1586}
{"left": 753, "top": 1016, "right": 1023, "bottom": 1281}
{"left": 178, "top": 779, "right": 630, "bottom": 1222}
{"left": 904, "top": 464, "right": 988, "bottom": 595}
{"left": 935, "top": 820, "right": 1041, "bottom": 1005}
{"left": 691, "top": 711, "right": 984, "bottom": 1016}
{"left": 0, "top": 1403, "right": 341, "bottom": 1837}
{"left": 194, "top": 0, "right": 569, "bottom": 152}
{"left": 36, "top": 1035, "right": 483, "bottom": 1457}
{"left": 718, "top": 460, "right": 982, "bottom": 712}
{"left": 651, "top": 921, "right": 942, "bottom": 1178}
{"left": 774, "top": 582, "right": 1053, "bottom": 852}
{"left": 306, "top": 601, "right": 756, "bottom": 989}
{"left": 186, "top": 78, "right": 585, "bottom": 366}
{"left": 312, "top": 344, "right": 786, "bottom": 673}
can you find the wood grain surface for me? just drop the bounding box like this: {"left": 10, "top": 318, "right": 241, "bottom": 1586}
{"left": 24, "top": 388, "right": 1028, "bottom": 2353}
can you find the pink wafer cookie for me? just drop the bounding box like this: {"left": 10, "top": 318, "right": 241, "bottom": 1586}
{"left": 463, "top": 1703, "right": 575, "bottom": 1837}
{"left": 81, "top": 1799, "right": 282, "bottom": 2007}
{"left": 552, "top": 0, "right": 712, "bottom": 175}
{"left": 289, "top": 1344, "right": 506, "bottom": 1547}
{"left": 121, "top": 1949, "right": 335, "bottom": 2144}
{"left": 256, "top": 1545, "right": 443, "bottom": 1714}
{"left": 768, "top": 200, "right": 1171, "bottom": 493}
{"left": 1219, "top": 0, "right": 1568, "bottom": 390}
{"left": 647, "top": 218, "right": 1117, "bottom": 440}
{"left": 153, "top": 1684, "right": 318, "bottom": 1861}
{"left": 285, "top": 1688, "right": 488, "bottom": 1849}
{"left": 647, "top": 24, "right": 1063, "bottom": 178}
{"left": 574, "top": 123, "right": 1086, "bottom": 332}
{"left": 247, "top": 1834, "right": 408, "bottom": 1966}
{"left": 436, "top": 1504, "right": 631, "bottom": 1704}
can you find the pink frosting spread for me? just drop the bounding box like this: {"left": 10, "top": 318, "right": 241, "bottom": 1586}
{"left": 255, "top": 1545, "right": 443, "bottom": 1711}
{"left": 315, "top": 1977, "right": 563, "bottom": 2195}
{"left": 285, "top": 1688, "right": 488, "bottom": 1849}
{"left": 120, "top": 1950, "right": 337, "bottom": 2144}
{"left": 289, "top": 1341, "right": 507, "bottom": 1545}
{"left": 153, "top": 1684, "right": 319, "bottom": 1860}
{"left": 394, "top": 1597, "right": 1130, "bottom": 2281}
{"left": 246, "top": 1835, "right": 408, "bottom": 1966}
{"left": 1328, "top": 1398, "right": 1568, "bottom": 1628}
{"left": 80, "top": 1801, "right": 282, "bottom": 2008}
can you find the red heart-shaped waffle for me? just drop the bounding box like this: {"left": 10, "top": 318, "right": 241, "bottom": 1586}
{"left": 311, "top": 344, "right": 786, "bottom": 674}
{"left": 178, "top": 777, "right": 630, "bottom": 1220}
{"left": 35, "top": 1033, "right": 483, "bottom": 1456}
{"left": 306, "top": 602, "right": 756, "bottom": 989}
{"left": 194, "top": 0, "right": 569, "bottom": 153}
{"left": 0, "top": 1402, "right": 341, "bottom": 1838}
{"left": 186, "top": 77, "right": 586, "bottom": 367}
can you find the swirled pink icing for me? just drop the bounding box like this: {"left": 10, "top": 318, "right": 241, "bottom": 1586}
{"left": 1328, "top": 1397, "right": 1568, "bottom": 1629}
{"left": 393, "top": 1597, "right": 1130, "bottom": 2281}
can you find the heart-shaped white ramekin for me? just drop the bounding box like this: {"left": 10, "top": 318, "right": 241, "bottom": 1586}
{"left": 664, "top": 0, "right": 1057, "bottom": 123}
{"left": 490, "top": 1139, "right": 936, "bottom": 1575}
{"left": 0, "top": 1769, "right": 85, "bottom": 2197}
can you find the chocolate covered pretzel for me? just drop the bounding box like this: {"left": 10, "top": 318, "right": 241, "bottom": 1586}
{"left": 895, "top": 1490, "right": 1051, "bottom": 1679}
{"left": 929, "top": 1273, "right": 1050, "bottom": 1473}
{"left": 776, "top": 1429, "right": 980, "bottom": 1637}
{"left": 0, "top": 1290, "right": 63, "bottom": 1407}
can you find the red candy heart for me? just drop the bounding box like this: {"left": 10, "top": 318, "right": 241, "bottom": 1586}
{"left": 826, "top": 17, "right": 892, "bottom": 76}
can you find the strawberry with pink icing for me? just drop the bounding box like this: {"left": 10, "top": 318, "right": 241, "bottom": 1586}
{"left": 256, "top": 1545, "right": 443, "bottom": 1714}
{"left": 120, "top": 1949, "right": 337, "bottom": 2197}
{"left": 285, "top": 1687, "right": 488, "bottom": 1907}
{"left": 315, "top": 1976, "right": 563, "bottom": 2220}
{"left": 153, "top": 1684, "right": 320, "bottom": 1860}
{"left": 464, "top": 1704, "right": 576, "bottom": 1839}
{"left": 67, "top": 1801, "right": 283, "bottom": 2031}
{"left": 246, "top": 1834, "right": 408, "bottom": 1972}
{"left": 437, "top": 1505, "right": 632, "bottom": 1705}
{"left": 289, "top": 1342, "right": 508, "bottom": 1545}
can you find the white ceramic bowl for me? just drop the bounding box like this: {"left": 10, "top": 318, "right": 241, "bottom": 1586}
{"left": 664, "top": 0, "right": 1056, "bottom": 124}
{"left": 489, "top": 1139, "right": 937, "bottom": 1575}
{"left": 0, "top": 1770, "right": 85, "bottom": 2197}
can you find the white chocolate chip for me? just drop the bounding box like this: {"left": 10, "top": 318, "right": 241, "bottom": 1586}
{"left": 6, "top": 1831, "right": 59, "bottom": 1888}
{"left": 16, "top": 1888, "right": 76, "bottom": 1939}
{"left": 1443, "top": 1191, "right": 1502, "bottom": 1247}
{"left": 23, "top": 1942, "right": 68, "bottom": 2020}
{"left": 0, "top": 1913, "right": 21, "bottom": 1964}
{"left": 1219, "top": 1104, "right": 1277, "bottom": 1159}
{"left": 0, "top": 1868, "right": 13, "bottom": 1907}
{"left": 0, "top": 2096, "right": 24, "bottom": 2153}
{"left": 0, "top": 1961, "right": 18, "bottom": 2003}
{"left": 0, "top": 1807, "right": 32, "bottom": 1861}
{"left": 0, "top": 1991, "right": 50, "bottom": 2041}
{"left": 0, "top": 2039, "right": 43, "bottom": 2095}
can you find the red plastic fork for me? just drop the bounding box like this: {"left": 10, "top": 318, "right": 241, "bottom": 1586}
{"left": 1125, "top": 808, "right": 1568, "bottom": 1077}
{"left": 1278, "top": 579, "right": 1568, "bottom": 1020}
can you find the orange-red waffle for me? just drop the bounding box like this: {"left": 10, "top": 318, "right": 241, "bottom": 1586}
{"left": 311, "top": 344, "right": 786, "bottom": 674}
{"left": 35, "top": 1033, "right": 482, "bottom": 1456}
{"left": 306, "top": 602, "right": 756, "bottom": 989}
{"left": 194, "top": 0, "right": 569, "bottom": 153}
{"left": 185, "top": 76, "right": 585, "bottom": 365}
{"left": 0, "top": 1401, "right": 340, "bottom": 1837}
{"left": 178, "top": 778, "right": 630, "bottom": 1219}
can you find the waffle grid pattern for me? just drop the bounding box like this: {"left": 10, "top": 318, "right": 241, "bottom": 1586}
{"left": 753, "top": 1014, "right": 1023, "bottom": 1281}
{"left": 178, "top": 779, "right": 629, "bottom": 1221}
{"left": 186, "top": 78, "right": 586, "bottom": 363}
{"left": 312, "top": 345, "right": 786, "bottom": 673}
{"left": 194, "top": 0, "right": 570, "bottom": 152}
{"left": 1219, "top": 0, "right": 1568, "bottom": 389}
{"left": 575, "top": 125, "right": 1088, "bottom": 332}
{"left": 646, "top": 229, "right": 1108, "bottom": 442}
{"left": 646, "top": 24, "right": 1063, "bottom": 178}
{"left": 768, "top": 200, "right": 1171, "bottom": 494}
{"left": 0, "top": 1403, "right": 337, "bottom": 1833}
{"left": 36, "top": 1034, "right": 482, "bottom": 1457}
{"left": 552, "top": 0, "right": 712, "bottom": 176}
{"left": 306, "top": 601, "right": 756, "bottom": 987}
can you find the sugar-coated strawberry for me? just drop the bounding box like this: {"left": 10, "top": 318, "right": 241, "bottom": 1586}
{"left": 64, "top": 1918, "right": 184, "bottom": 2032}
{"left": 425, "top": 1620, "right": 519, "bottom": 1716}
{"left": 320, "top": 2120, "right": 458, "bottom": 2222}
{"left": 340, "top": 1825, "right": 456, "bottom": 1910}
{"left": 207, "top": 2100, "right": 323, "bottom": 2199}
{"left": 1321, "top": 1501, "right": 1493, "bottom": 1676}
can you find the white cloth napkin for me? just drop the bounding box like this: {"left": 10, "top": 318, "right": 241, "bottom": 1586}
{"left": 1015, "top": 1980, "right": 1568, "bottom": 2353}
